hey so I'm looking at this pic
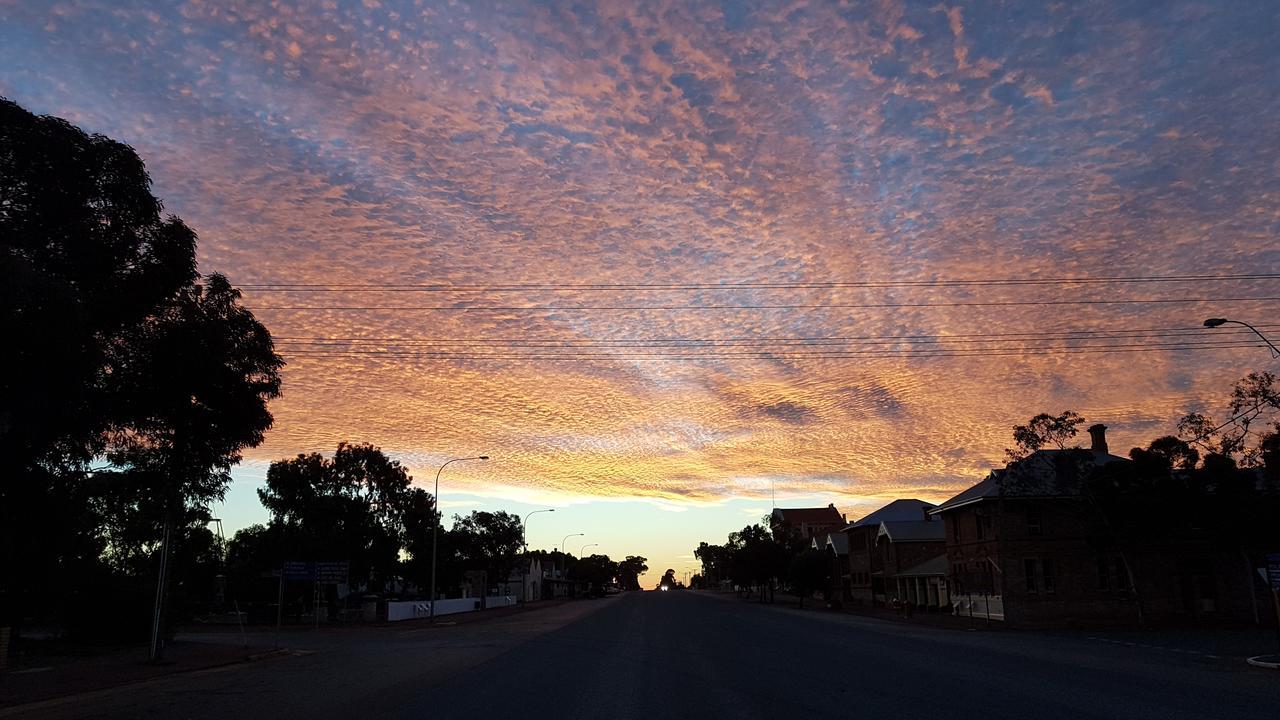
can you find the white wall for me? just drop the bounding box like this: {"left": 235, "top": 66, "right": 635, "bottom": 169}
{"left": 386, "top": 596, "right": 517, "bottom": 622}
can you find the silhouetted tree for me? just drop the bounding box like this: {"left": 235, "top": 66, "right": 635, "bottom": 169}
{"left": 1, "top": 99, "right": 281, "bottom": 650}
{"left": 726, "top": 524, "right": 787, "bottom": 601}
{"left": 1178, "top": 371, "right": 1280, "bottom": 464}
{"left": 400, "top": 487, "right": 442, "bottom": 592}
{"left": 694, "top": 542, "right": 731, "bottom": 588}
{"left": 617, "top": 556, "right": 649, "bottom": 591}
{"left": 572, "top": 554, "right": 618, "bottom": 593}
{"left": 2, "top": 97, "right": 199, "bottom": 632}
{"left": 660, "top": 569, "right": 678, "bottom": 589}
{"left": 788, "top": 549, "right": 830, "bottom": 609}
{"left": 448, "top": 511, "right": 524, "bottom": 602}
{"left": 258, "top": 443, "right": 414, "bottom": 592}
{"left": 104, "top": 274, "right": 280, "bottom": 656}
{"left": 1006, "top": 411, "right": 1085, "bottom": 461}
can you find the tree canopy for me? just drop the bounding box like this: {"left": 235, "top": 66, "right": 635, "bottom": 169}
{"left": 1006, "top": 411, "right": 1085, "bottom": 461}
{"left": 617, "top": 556, "right": 649, "bottom": 591}
{"left": 1, "top": 98, "right": 280, "bottom": 638}
{"left": 257, "top": 443, "right": 416, "bottom": 589}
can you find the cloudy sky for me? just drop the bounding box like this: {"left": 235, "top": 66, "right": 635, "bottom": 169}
{"left": 4, "top": 0, "right": 1278, "bottom": 578}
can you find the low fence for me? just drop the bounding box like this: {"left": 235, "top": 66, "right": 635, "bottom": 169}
{"left": 386, "top": 596, "right": 517, "bottom": 622}
{"left": 953, "top": 594, "right": 1005, "bottom": 622}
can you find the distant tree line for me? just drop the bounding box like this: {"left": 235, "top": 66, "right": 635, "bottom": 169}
{"left": 694, "top": 521, "right": 829, "bottom": 607}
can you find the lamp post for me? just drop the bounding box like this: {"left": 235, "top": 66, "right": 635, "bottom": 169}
{"left": 1203, "top": 318, "right": 1280, "bottom": 358}
{"left": 559, "top": 533, "right": 583, "bottom": 596}
{"left": 429, "top": 455, "right": 489, "bottom": 622}
{"left": 580, "top": 542, "right": 598, "bottom": 558}
{"left": 521, "top": 509, "right": 555, "bottom": 603}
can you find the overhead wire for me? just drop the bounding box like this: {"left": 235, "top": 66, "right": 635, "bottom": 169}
{"left": 269, "top": 327, "right": 1276, "bottom": 348}
{"left": 274, "top": 340, "right": 1268, "bottom": 361}
{"left": 265, "top": 324, "right": 1280, "bottom": 346}
{"left": 239, "top": 272, "right": 1280, "bottom": 292}
{"left": 249, "top": 296, "right": 1280, "bottom": 311}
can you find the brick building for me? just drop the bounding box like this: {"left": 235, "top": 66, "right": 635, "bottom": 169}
{"left": 933, "top": 424, "right": 1273, "bottom": 628}
{"left": 841, "top": 499, "right": 937, "bottom": 606}
{"left": 771, "top": 504, "right": 846, "bottom": 541}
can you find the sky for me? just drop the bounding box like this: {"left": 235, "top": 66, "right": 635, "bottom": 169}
{"left": 4, "top": 0, "right": 1279, "bottom": 582}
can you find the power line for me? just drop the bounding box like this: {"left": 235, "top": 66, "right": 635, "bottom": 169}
{"left": 271, "top": 328, "right": 1272, "bottom": 349}
{"left": 266, "top": 323, "right": 1280, "bottom": 345}
{"left": 239, "top": 272, "right": 1280, "bottom": 292}
{"left": 251, "top": 296, "right": 1280, "bottom": 312}
{"left": 275, "top": 340, "right": 1266, "bottom": 361}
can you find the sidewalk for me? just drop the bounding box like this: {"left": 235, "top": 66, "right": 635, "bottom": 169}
{"left": 2, "top": 596, "right": 590, "bottom": 710}
{"left": 0, "top": 638, "right": 277, "bottom": 710}
{"left": 701, "top": 590, "right": 1280, "bottom": 661}
{"left": 705, "top": 589, "right": 998, "bottom": 631}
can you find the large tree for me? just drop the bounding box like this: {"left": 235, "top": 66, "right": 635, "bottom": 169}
{"left": 1, "top": 97, "right": 198, "bottom": 470}
{"left": 1178, "top": 371, "right": 1280, "bottom": 465}
{"left": 616, "top": 556, "right": 649, "bottom": 591}
{"left": 257, "top": 443, "right": 416, "bottom": 591}
{"left": 104, "top": 274, "right": 281, "bottom": 656}
{"left": 1006, "top": 411, "right": 1085, "bottom": 461}
{"left": 573, "top": 554, "right": 619, "bottom": 593}
{"left": 788, "top": 548, "right": 831, "bottom": 609}
{"left": 448, "top": 511, "right": 524, "bottom": 602}
{"left": 1, "top": 99, "right": 281, "bottom": 648}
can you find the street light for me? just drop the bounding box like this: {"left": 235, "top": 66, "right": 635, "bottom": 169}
{"left": 1203, "top": 318, "right": 1280, "bottom": 357}
{"left": 521, "top": 509, "right": 555, "bottom": 603}
{"left": 429, "top": 455, "right": 489, "bottom": 622}
{"left": 523, "top": 509, "right": 555, "bottom": 552}
{"left": 559, "top": 532, "right": 583, "bottom": 588}
{"left": 580, "top": 542, "right": 598, "bottom": 557}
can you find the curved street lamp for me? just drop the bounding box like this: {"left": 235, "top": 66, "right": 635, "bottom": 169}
{"left": 580, "top": 542, "right": 599, "bottom": 558}
{"left": 557, "top": 532, "right": 583, "bottom": 588}
{"left": 1204, "top": 318, "right": 1280, "bottom": 358}
{"left": 429, "top": 455, "right": 489, "bottom": 622}
{"left": 521, "top": 509, "right": 555, "bottom": 603}
{"left": 523, "top": 509, "right": 555, "bottom": 553}
{"left": 560, "top": 533, "right": 584, "bottom": 557}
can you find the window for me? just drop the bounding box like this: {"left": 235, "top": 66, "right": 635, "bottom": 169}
{"left": 1025, "top": 558, "right": 1038, "bottom": 593}
{"left": 1097, "top": 555, "right": 1110, "bottom": 591}
{"left": 976, "top": 513, "right": 987, "bottom": 540}
{"left": 1041, "top": 558, "right": 1055, "bottom": 594}
{"left": 1026, "top": 507, "right": 1042, "bottom": 536}
{"left": 952, "top": 517, "right": 960, "bottom": 541}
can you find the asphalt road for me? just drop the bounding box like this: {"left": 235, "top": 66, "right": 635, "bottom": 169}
{"left": 6, "top": 591, "right": 1279, "bottom": 719}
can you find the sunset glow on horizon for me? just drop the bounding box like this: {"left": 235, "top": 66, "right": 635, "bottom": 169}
{"left": 5, "top": 0, "right": 1278, "bottom": 574}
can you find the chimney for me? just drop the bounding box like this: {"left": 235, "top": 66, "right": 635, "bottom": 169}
{"left": 1087, "top": 424, "right": 1108, "bottom": 454}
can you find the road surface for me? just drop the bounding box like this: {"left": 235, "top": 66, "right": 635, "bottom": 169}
{"left": 5, "top": 591, "right": 1278, "bottom": 719}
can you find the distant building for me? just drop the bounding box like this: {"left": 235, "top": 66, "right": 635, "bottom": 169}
{"left": 841, "top": 499, "right": 937, "bottom": 606}
{"left": 771, "top": 504, "right": 846, "bottom": 541}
